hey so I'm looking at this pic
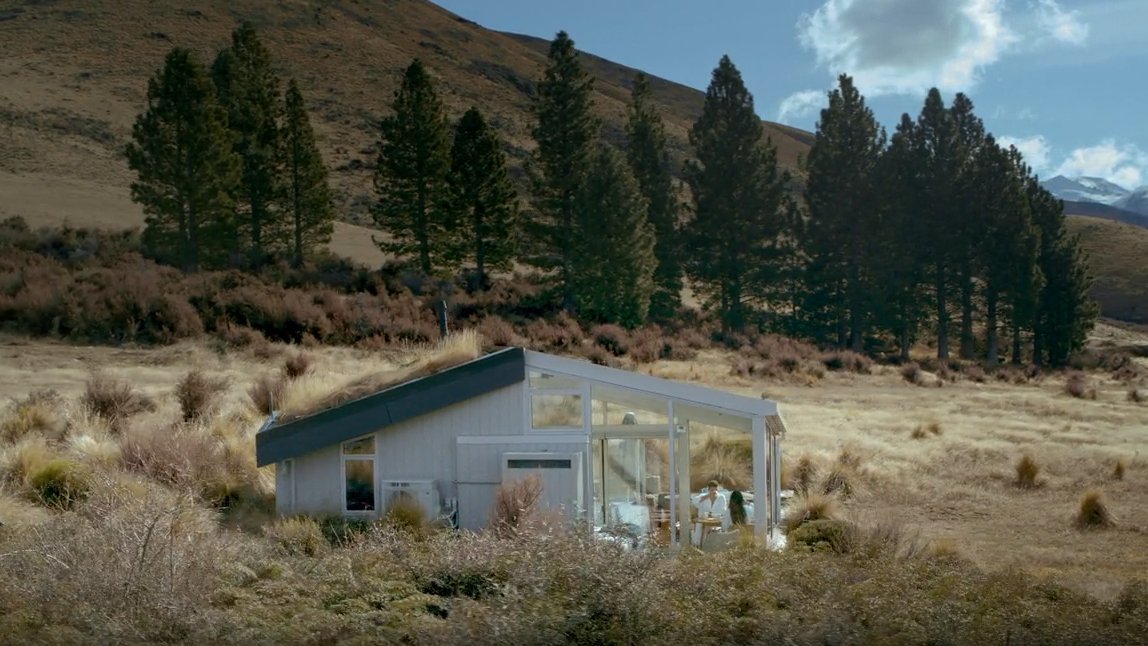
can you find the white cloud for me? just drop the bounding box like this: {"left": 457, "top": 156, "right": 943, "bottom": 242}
{"left": 795, "top": 0, "right": 1090, "bottom": 98}
{"left": 777, "top": 90, "right": 826, "bottom": 125}
{"left": 1054, "top": 140, "right": 1148, "bottom": 189}
{"left": 797, "top": 0, "right": 1018, "bottom": 97}
{"left": 1035, "top": 0, "right": 1088, "bottom": 45}
{"left": 998, "top": 134, "right": 1051, "bottom": 171}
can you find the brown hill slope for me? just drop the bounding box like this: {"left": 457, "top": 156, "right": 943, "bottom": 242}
{"left": 1065, "top": 215, "right": 1148, "bottom": 324}
{"left": 0, "top": 0, "right": 809, "bottom": 256}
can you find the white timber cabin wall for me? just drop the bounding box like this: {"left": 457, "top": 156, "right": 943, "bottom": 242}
{"left": 278, "top": 381, "right": 529, "bottom": 520}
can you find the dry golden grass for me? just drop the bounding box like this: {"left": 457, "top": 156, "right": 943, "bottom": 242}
{"left": 490, "top": 473, "right": 544, "bottom": 536}
{"left": 1015, "top": 454, "right": 1041, "bottom": 489}
{"left": 1114, "top": 459, "right": 1126, "bottom": 481}
{"left": 784, "top": 491, "right": 841, "bottom": 534}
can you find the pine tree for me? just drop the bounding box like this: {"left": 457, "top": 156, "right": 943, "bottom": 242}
{"left": 374, "top": 59, "right": 452, "bottom": 276}
{"left": 684, "top": 55, "right": 788, "bottom": 332}
{"left": 445, "top": 107, "right": 519, "bottom": 289}
{"left": 914, "top": 89, "right": 960, "bottom": 359}
{"left": 571, "top": 145, "right": 657, "bottom": 327}
{"left": 872, "top": 114, "right": 930, "bottom": 361}
{"left": 126, "top": 48, "right": 240, "bottom": 272}
{"left": 282, "top": 79, "right": 334, "bottom": 268}
{"left": 625, "top": 72, "right": 681, "bottom": 320}
{"left": 1029, "top": 179, "right": 1097, "bottom": 366}
{"left": 974, "top": 137, "right": 1038, "bottom": 365}
{"left": 212, "top": 23, "right": 285, "bottom": 268}
{"left": 527, "top": 31, "right": 599, "bottom": 311}
{"left": 799, "top": 75, "right": 886, "bottom": 350}
{"left": 949, "top": 93, "right": 988, "bottom": 360}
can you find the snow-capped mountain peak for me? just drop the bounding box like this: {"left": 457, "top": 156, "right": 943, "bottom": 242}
{"left": 1041, "top": 175, "right": 1131, "bottom": 206}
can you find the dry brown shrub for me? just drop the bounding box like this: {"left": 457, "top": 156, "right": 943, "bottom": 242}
{"left": 476, "top": 315, "right": 521, "bottom": 347}
{"left": 963, "top": 365, "right": 987, "bottom": 383}
{"left": 82, "top": 372, "right": 155, "bottom": 428}
{"left": 263, "top": 515, "right": 327, "bottom": 556}
{"left": 1074, "top": 490, "right": 1116, "bottom": 530}
{"left": 490, "top": 474, "right": 543, "bottom": 536}
{"left": 175, "top": 370, "right": 227, "bottom": 422}
{"left": 835, "top": 444, "right": 864, "bottom": 471}
{"left": 1, "top": 390, "right": 65, "bottom": 443}
{"left": 591, "top": 323, "right": 630, "bottom": 356}
{"left": 820, "top": 350, "right": 873, "bottom": 374}
{"left": 282, "top": 352, "right": 313, "bottom": 380}
{"left": 1015, "top": 454, "right": 1041, "bottom": 489}
{"left": 788, "top": 454, "right": 819, "bottom": 494}
{"left": 821, "top": 464, "right": 862, "bottom": 498}
{"left": 248, "top": 374, "right": 285, "bottom": 415}
{"left": 901, "top": 362, "right": 923, "bottom": 385}
{"left": 912, "top": 421, "right": 943, "bottom": 439}
{"left": 1128, "top": 388, "right": 1144, "bottom": 403}
{"left": 784, "top": 491, "right": 840, "bottom": 534}
{"left": 1065, "top": 371, "right": 1096, "bottom": 399}
{"left": 385, "top": 490, "right": 428, "bottom": 536}
{"left": 1114, "top": 459, "right": 1126, "bottom": 481}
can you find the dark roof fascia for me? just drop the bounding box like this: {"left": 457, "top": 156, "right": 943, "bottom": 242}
{"left": 255, "top": 346, "right": 526, "bottom": 466}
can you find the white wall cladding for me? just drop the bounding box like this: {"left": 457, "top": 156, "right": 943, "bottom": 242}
{"left": 287, "top": 443, "right": 341, "bottom": 515}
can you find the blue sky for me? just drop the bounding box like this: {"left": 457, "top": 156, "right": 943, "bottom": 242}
{"left": 434, "top": 0, "right": 1148, "bottom": 189}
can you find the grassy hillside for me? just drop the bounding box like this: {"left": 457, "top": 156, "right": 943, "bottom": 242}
{"left": 0, "top": 0, "right": 809, "bottom": 256}
{"left": 1067, "top": 215, "right": 1148, "bottom": 323}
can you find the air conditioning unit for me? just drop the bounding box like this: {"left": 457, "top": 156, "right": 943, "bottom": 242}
{"left": 502, "top": 452, "right": 583, "bottom": 520}
{"left": 381, "top": 479, "right": 440, "bottom": 519}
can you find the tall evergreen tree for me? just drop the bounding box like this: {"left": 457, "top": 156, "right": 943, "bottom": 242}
{"left": 625, "top": 72, "right": 681, "bottom": 320}
{"left": 374, "top": 59, "right": 452, "bottom": 275}
{"left": 527, "top": 31, "right": 599, "bottom": 311}
{"left": 571, "top": 145, "right": 657, "bottom": 327}
{"left": 949, "top": 93, "right": 988, "bottom": 359}
{"left": 1028, "top": 179, "right": 1097, "bottom": 366}
{"left": 973, "top": 137, "right": 1038, "bottom": 365}
{"left": 282, "top": 79, "right": 334, "bottom": 268}
{"left": 799, "top": 75, "right": 886, "bottom": 350}
{"left": 914, "top": 89, "right": 960, "bottom": 359}
{"left": 126, "top": 48, "right": 240, "bottom": 272}
{"left": 684, "top": 56, "right": 788, "bottom": 332}
{"left": 212, "top": 23, "right": 285, "bottom": 268}
{"left": 873, "top": 114, "right": 930, "bottom": 361}
{"left": 445, "top": 107, "right": 519, "bottom": 289}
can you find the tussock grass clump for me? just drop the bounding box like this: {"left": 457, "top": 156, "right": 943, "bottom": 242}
{"left": 175, "top": 370, "right": 228, "bottom": 421}
{"left": 28, "top": 458, "right": 89, "bottom": 510}
{"left": 490, "top": 474, "right": 543, "bottom": 536}
{"left": 1128, "top": 387, "right": 1144, "bottom": 403}
{"left": 1065, "top": 371, "right": 1096, "bottom": 399}
{"left": 963, "top": 365, "right": 987, "bottom": 383}
{"left": 264, "top": 516, "right": 327, "bottom": 556}
{"left": 1015, "top": 454, "right": 1041, "bottom": 489}
{"left": 821, "top": 464, "right": 862, "bottom": 498}
{"left": 911, "top": 421, "right": 943, "bottom": 439}
{"left": 785, "top": 453, "right": 819, "bottom": 494}
{"left": 784, "top": 491, "right": 840, "bottom": 534}
{"left": 901, "top": 362, "right": 923, "bottom": 385}
{"left": 384, "top": 491, "right": 428, "bottom": 536}
{"left": 1075, "top": 490, "right": 1116, "bottom": 530}
{"left": 1114, "top": 459, "right": 1126, "bottom": 481}
{"left": 82, "top": 372, "right": 155, "bottom": 426}
{"left": 820, "top": 350, "right": 872, "bottom": 374}
{"left": 248, "top": 374, "right": 285, "bottom": 415}
{"left": 0, "top": 390, "right": 65, "bottom": 443}
{"left": 282, "top": 352, "right": 313, "bottom": 380}
{"left": 476, "top": 315, "right": 521, "bottom": 348}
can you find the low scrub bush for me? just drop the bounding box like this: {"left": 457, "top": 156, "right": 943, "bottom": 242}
{"left": 490, "top": 474, "right": 543, "bottom": 536}
{"left": 1128, "top": 388, "right": 1144, "bottom": 403}
{"left": 1114, "top": 459, "right": 1126, "bottom": 481}
{"left": 248, "top": 374, "right": 285, "bottom": 415}
{"left": 0, "top": 390, "right": 65, "bottom": 443}
{"left": 384, "top": 491, "right": 427, "bottom": 536}
{"left": 1074, "top": 490, "right": 1116, "bottom": 530}
{"left": 82, "top": 372, "right": 155, "bottom": 427}
{"left": 1015, "top": 454, "right": 1041, "bottom": 489}
{"left": 282, "top": 352, "right": 313, "bottom": 380}
{"left": 591, "top": 323, "right": 630, "bottom": 356}
{"left": 263, "top": 516, "right": 327, "bottom": 556}
{"left": 901, "top": 362, "right": 923, "bottom": 385}
{"left": 28, "top": 458, "right": 89, "bottom": 510}
{"left": 175, "top": 370, "right": 227, "bottom": 421}
{"left": 820, "top": 350, "right": 872, "bottom": 374}
{"left": 476, "top": 315, "right": 521, "bottom": 348}
{"left": 786, "top": 454, "right": 819, "bottom": 494}
{"left": 821, "top": 464, "right": 862, "bottom": 498}
{"left": 789, "top": 518, "right": 850, "bottom": 552}
{"left": 911, "top": 422, "right": 943, "bottom": 440}
{"left": 1065, "top": 371, "right": 1096, "bottom": 399}
{"left": 784, "top": 491, "right": 840, "bottom": 534}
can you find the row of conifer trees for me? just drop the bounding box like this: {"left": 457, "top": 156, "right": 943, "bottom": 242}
{"left": 125, "top": 26, "right": 1094, "bottom": 365}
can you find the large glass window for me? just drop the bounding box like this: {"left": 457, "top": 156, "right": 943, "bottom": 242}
{"left": 343, "top": 435, "right": 375, "bottom": 511}
{"left": 531, "top": 393, "right": 583, "bottom": 428}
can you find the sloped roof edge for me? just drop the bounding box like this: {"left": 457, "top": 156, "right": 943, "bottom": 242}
{"left": 255, "top": 346, "right": 526, "bottom": 466}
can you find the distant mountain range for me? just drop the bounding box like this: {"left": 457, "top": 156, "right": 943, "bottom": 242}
{"left": 1042, "top": 175, "right": 1148, "bottom": 228}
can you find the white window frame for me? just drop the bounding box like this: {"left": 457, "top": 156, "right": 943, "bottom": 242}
{"left": 341, "top": 433, "right": 378, "bottom": 515}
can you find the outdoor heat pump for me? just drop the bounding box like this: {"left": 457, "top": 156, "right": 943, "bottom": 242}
{"left": 501, "top": 452, "right": 584, "bottom": 520}
{"left": 380, "top": 479, "right": 440, "bottom": 519}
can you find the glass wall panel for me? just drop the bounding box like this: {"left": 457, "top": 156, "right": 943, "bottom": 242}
{"left": 531, "top": 393, "right": 583, "bottom": 428}
{"left": 345, "top": 459, "right": 375, "bottom": 511}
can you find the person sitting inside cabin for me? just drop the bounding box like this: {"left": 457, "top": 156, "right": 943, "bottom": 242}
{"left": 728, "top": 490, "right": 748, "bottom": 527}
{"left": 692, "top": 480, "right": 727, "bottom": 545}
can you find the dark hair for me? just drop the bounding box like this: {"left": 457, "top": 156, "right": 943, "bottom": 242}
{"left": 707, "top": 480, "right": 719, "bottom": 488}
{"left": 729, "top": 490, "right": 747, "bottom": 526}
